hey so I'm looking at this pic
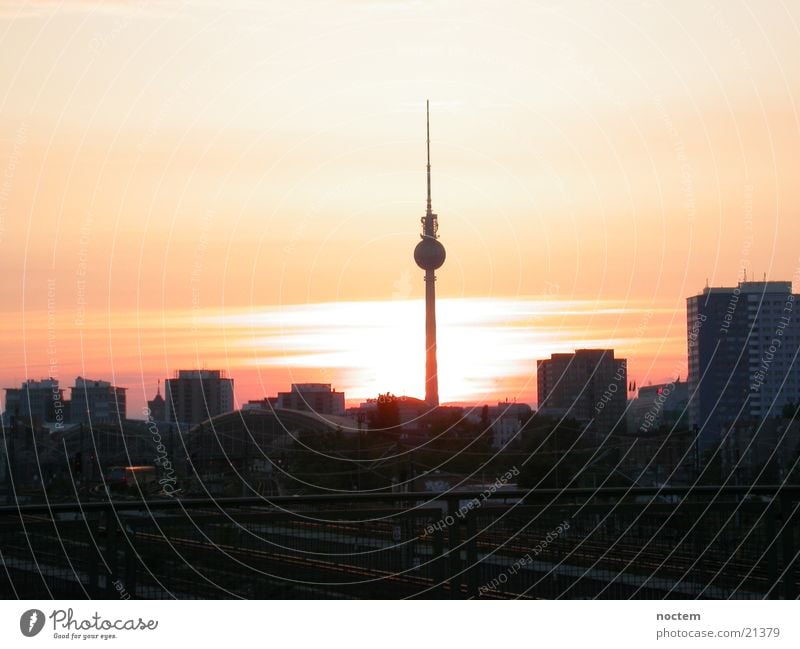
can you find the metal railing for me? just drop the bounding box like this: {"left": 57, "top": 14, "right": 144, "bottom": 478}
{"left": 1, "top": 486, "right": 798, "bottom": 599}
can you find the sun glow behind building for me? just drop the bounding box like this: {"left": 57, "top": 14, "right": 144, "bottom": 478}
{"left": 0, "top": 296, "right": 686, "bottom": 414}
{"left": 211, "top": 296, "right": 680, "bottom": 405}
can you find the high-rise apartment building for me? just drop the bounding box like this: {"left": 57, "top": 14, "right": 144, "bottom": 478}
{"left": 687, "top": 281, "right": 800, "bottom": 450}
{"left": 3, "top": 378, "right": 66, "bottom": 426}
{"left": 70, "top": 377, "right": 127, "bottom": 424}
{"left": 165, "top": 370, "right": 234, "bottom": 426}
{"left": 537, "top": 349, "right": 627, "bottom": 434}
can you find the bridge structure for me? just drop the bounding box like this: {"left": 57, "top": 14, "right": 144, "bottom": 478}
{"left": 1, "top": 486, "right": 798, "bottom": 599}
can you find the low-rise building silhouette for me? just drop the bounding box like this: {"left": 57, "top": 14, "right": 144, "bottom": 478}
{"left": 276, "top": 383, "right": 345, "bottom": 416}
{"left": 487, "top": 401, "right": 532, "bottom": 449}
{"left": 626, "top": 379, "right": 689, "bottom": 434}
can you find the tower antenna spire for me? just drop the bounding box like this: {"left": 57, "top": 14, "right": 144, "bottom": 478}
{"left": 426, "top": 99, "right": 432, "bottom": 215}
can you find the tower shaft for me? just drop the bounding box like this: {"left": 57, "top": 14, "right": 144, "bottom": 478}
{"left": 425, "top": 268, "right": 439, "bottom": 406}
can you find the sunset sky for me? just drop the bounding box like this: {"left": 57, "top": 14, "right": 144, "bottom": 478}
{"left": 1, "top": 0, "right": 799, "bottom": 414}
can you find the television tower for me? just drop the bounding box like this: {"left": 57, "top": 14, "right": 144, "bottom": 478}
{"left": 413, "top": 100, "right": 446, "bottom": 407}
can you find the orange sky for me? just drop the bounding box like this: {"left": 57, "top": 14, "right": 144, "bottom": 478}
{"left": 1, "top": 0, "right": 799, "bottom": 413}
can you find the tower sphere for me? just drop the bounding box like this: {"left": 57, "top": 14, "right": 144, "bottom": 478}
{"left": 414, "top": 235, "right": 446, "bottom": 270}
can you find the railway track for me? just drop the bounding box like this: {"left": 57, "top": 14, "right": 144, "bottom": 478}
{"left": 1, "top": 504, "right": 790, "bottom": 599}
